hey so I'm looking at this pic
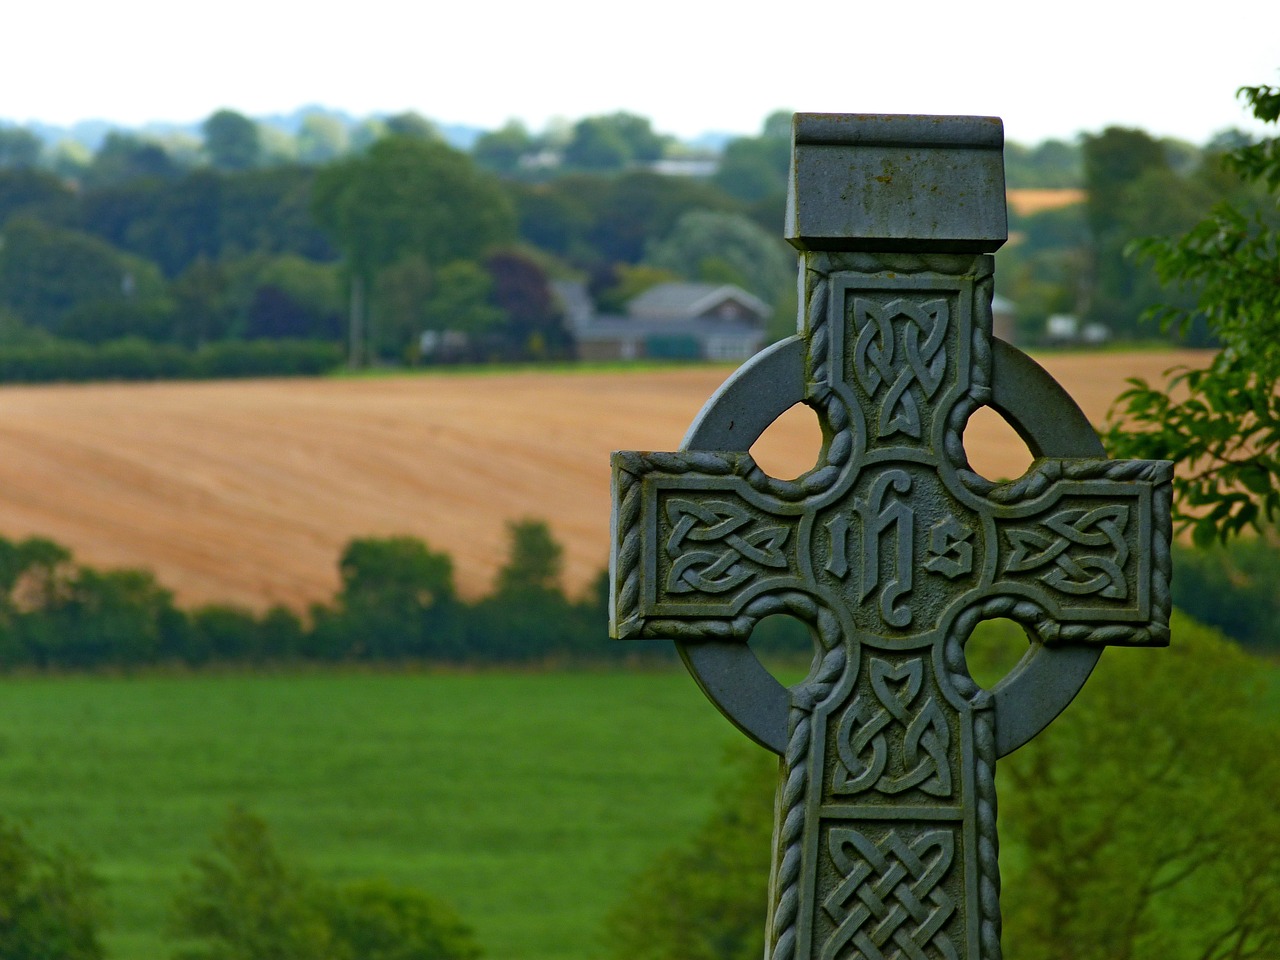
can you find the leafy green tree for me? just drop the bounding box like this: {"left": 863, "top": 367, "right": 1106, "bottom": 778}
{"left": 564, "top": 112, "right": 669, "bottom": 171}
{"left": 1106, "top": 83, "right": 1280, "bottom": 543}
{"left": 383, "top": 112, "right": 441, "bottom": 142}
{"left": 296, "top": 114, "right": 350, "bottom": 165}
{"left": 372, "top": 254, "right": 434, "bottom": 356}
{"left": 313, "top": 136, "right": 515, "bottom": 361}
{"left": 169, "top": 255, "right": 235, "bottom": 345}
{"left": 0, "top": 817, "right": 105, "bottom": 960}
{"left": 563, "top": 119, "right": 630, "bottom": 172}
{"left": 34, "top": 566, "right": 185, "bottom": 666}
{"left": 310, "top": 536, "right": 461, "bottom": 659}
{"left": 187, "top": 605, "right": 266, "bottom": 663}
{"left": 484, "top": 249, "right": 569, "bottom": 358}
{"left": 998, "top": 618, "right": 1280, "bottom": 960}
{"left": 713, "top": 112, "right": 792, "bottom": 203}
{"left": 320, "top": 881, "right": 483, "bottom": 960}
{"left": 419, "top": 260, "right": 505, "bottom": 345}
{"left": 586, "top": 171, "right": 737, "bottom": 265}
{"left": 0, "top": 217, "right": 169, "bottom": 333}
{"left": 172, "top": 807, "right": 332, "bottom": 960}
{"left": 83, "top": 132, "right": 181, "bottom": 188}
{"left": 0, "top": 126, "right": 41, "bottom": 169}
{"left": 242, "top": 254, "right": 344, "bottom": 341}
{"left": 605, "top": 749, "right": 774, "bottom": 960}
{"left": 645, "top": 209, "right": 794, "bottom": 303}
{"left": 0, "top": 167, "right": 74, "bottom": 227}
{"left": 1170, "top": 532, "right": 1280, "bottom": 654}
{"left": 494, "top": 518, "right": 563, "bottom": 595}
{"left": 1080, "top": 126, "right": 1172, "bottom": 333}
{"left": 472, "top": 121, "right": 535, "bottom": 176}
{"left": 202, "top": 109, "right": 263, "bottom": 172}
{"left": 996, "top": 202, "right": 1089, "bottom": 335}
{"left": 172, "top": 807, "right": 482, "bottom": 960}
{"left": 469, "top": 519, "right": 573, "bottom": 660}
{"left": 1004, "top": 138, "right": 1082, "bottom": 188}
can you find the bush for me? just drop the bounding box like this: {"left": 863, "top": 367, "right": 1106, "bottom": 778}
{"left": 0, "top": 337, "right": 342, "bottom": 383}
{"left": 172, "top": 807, "right": 482, "bottom": 960}
{"left": 0, "top": 817, "right": 105, "bottom": 960}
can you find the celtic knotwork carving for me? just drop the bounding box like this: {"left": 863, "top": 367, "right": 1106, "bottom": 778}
{"left": 853, "top": 297, "right": 950, "bottom": 439}
{"left": 822, "top": 827, "right": 958, "bottom": 960}
{"left": 834, "top": 658, "right": 952, "bottom": 797}
{"left": 665, "top": 498, "right": 789, "bottom": 595}
{"left": 1004, "top": 505, "right": 1130, "bottom": 599}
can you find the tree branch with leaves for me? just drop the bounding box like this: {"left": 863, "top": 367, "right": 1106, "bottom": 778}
{"left": 1106, "top": 83, "right": 1280, "bottom": 545}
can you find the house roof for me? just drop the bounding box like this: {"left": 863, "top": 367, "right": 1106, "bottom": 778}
{"left": 627, "top": 283, "right": 770, "bottom": 322}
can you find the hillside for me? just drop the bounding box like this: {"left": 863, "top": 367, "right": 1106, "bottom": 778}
{"left": 0, "top": 350, "right": 1209, "bottom": 610}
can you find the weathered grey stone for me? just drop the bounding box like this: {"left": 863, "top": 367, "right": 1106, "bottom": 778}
{"left": 785, "top": 114, "right": 1007, "bottom": 253}
{"left": 610, "top": 113, "right": 1172, "bottom": 960}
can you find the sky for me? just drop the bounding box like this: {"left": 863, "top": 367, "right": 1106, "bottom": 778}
{"left": 5, "top": 2, "right": 1278, "bottom": 146}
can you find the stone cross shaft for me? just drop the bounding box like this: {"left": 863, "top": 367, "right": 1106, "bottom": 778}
{"left": 609, "top": 115, "right": 1171, "bottom": 960}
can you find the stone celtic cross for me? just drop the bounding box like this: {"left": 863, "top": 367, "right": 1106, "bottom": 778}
{"left": 610, "top": 115, "right": 1172, "bottom": 960}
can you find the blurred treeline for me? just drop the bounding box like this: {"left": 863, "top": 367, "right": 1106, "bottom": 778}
{"left": 0, "top": 520, "right": 646, "bottom": 670}
{"left": 0, "top": 107, "right": 1272, "bottom": 380}
{"left": 0, "top": 511, "right": 1273, "bottom": 672}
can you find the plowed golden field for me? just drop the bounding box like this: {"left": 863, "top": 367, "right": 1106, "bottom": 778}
{"left": 0, "top": 350, "right": 1209, "bottom": 610}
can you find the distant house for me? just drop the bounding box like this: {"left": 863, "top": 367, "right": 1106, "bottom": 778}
{"left": 557, "top": 281, "right": 770, "bottom": 362}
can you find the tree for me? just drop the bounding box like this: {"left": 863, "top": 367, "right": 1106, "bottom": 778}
{"left": 1106, "top": 83, "right": 1280, "bottom": 544}
{"left": 371, "top": 254, "right": 434, "bottom": 356}
{"left": 605, "top": 749, "right": 774, "bottom": 960}
{"left": 383, "top": 112, "right": 441, "bottom": 142}
{"left": 494, "top": 518, "right": 563, "bottom": 595}
{"left": 472, "top": 121, "right": 534, "bottom": 176}
{"left": 468, "top": 519, "right": 574, "bottom": 661}
{"left": 312, "top": 136, "right": 515, "bottom": 362}
{"left": 606, "top": 615, "right": 1280, "bottom": 960}
{"left": 1080, "top": 126, "right": 1172, "bottom": 333}
{"left": 310, "top": 536, "right": 461, "bottom": 659}
{"left": 417, "top": 260, "right": 506, "bottom": 357}
{"left": 564, "top": 112, "right": 669, "bottom": 171}
{"left": 586, "top": 171, "right": 737, "bottom": 265}
{"left": 296, "top": 114, "right": 349, "bottom": 165}
{"left": 202, "top": 109, "right": 263, "bottom": 172}
{"left": 171, "top": 807, "right": 332, "bottom": 959}
{"left": 0, "top": 217, "right": 169, "bottom": 333}
{"left": 0, "top": 817, "right": 104, "bottom": 960}
{"left": 713, "top": 111, "right": 792, "bottom": 203}
{"left": 0, "top": 168, "right": 74, "bottom": 227}
{"left": 644, "top": 209, "right": 794, "bottom": 303}
{"left": 484, "top": 249, "right": 570, "bottom": 358}
{"left": 997, "top": 617, "right": 1280, "bottom": 960}
{"left": 0, "top": 126, "right": 42, "bottom": 170}
{"left": 82, "top": 132, "right": 181, "bottom": 188}
{"left": 173, "top": 807, "right": 482, "bottom": 960}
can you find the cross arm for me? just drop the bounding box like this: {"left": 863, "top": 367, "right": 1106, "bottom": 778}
{"left": 610, "top": 449, "right": 812, "bottom": 642}
{"left": 982, "top": 457, "right": 1174, "bottom": 647}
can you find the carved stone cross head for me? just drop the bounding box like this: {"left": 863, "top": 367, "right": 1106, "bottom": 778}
{"left": 609, "top": 114, "right": 1171, "bottom": 960}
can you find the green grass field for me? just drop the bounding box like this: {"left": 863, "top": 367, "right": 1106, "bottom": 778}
{"left": 1, "top": 646, "right": 1275, "bottom": 960}
{"left": 0, "top": 667, "right": 753, "bottom": 960}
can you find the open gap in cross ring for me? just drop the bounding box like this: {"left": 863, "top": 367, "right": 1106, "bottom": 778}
{"left": 749, "top": 614, "right": 819, "bottom": 687}
{"left": 749, "top": 402, "right": 823, "bottom": 481}
{"left": 964, "top": 618, "right": 1033, "bottom": 692}
{"left": 962, "top": 405, "right": 1035, "bottom": 483}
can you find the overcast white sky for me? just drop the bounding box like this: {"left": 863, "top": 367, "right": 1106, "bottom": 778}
{"left": 5, "top": 2, "right": 1278, "bottom": 145}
